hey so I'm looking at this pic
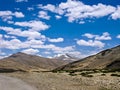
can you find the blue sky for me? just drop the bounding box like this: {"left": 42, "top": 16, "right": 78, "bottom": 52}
{"left": 0, "top": 0, "right": 120, "bottom": 59}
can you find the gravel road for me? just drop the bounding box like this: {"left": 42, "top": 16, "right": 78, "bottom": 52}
{"left": 0, "top": 75, "right": 37, "bottom": 90}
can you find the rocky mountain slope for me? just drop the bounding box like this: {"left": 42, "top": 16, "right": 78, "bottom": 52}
{"left": 0, "top": 52, "right": 68, "bottom": 72}
{"left": 55, "top": 45, "right": 120, "bottom": 71}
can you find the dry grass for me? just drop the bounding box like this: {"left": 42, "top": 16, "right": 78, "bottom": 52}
{"left": 1, "top": 71, "right": 120, "bottom": 90}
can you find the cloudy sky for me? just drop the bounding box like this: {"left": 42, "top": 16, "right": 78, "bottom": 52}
{"left": 0, "top": 0, "right": 120, "bottom": 59}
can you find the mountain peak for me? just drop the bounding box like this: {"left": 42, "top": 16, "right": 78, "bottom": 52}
{"left": 53, "top": 53, "right": 78, "bottom": 62}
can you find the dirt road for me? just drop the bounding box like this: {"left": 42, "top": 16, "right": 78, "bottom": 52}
{"left": 0, "top": 75, "right": 37, "bottom": 90}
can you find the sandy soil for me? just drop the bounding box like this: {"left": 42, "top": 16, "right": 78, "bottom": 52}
{"left": 1, "top": 72, "right": 120, "bottom": 90}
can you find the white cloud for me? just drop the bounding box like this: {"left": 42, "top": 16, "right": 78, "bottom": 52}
{"left": 95, "top": 32, "right": 111, "bottom": 40}
{"left": 14, "top": 12, "right": 25, "bottom": 18}
{"left": 83, "top": 33, "right": 95, "bottom": 38}
{"left": 55, "top": 15, "right": 62, "bottom": 19}
{"left": 0, "top": 34, "right": 3, "bottom": 39}
{"left": 38, "top": 11, "right": 50, "bottom": 20}
{"left": 27, "top": 7, "right": 34, "bottom": 11}
{"left": 76, "top": 39, "right": 105, "bottom": 48}
{"left": 0, "top": 11, "right": 24, "bottom": 21}
{"left": 4, "top": 35, "right": 16, "bottom": 39}
{"left": 15, "top": 20, "right": 49, "bottom": 31}
{"left": 39, "top": 0, "right": 119, "bottom": 23}
{"left": 31, "top": 44, "right": 74, "bottom": 54}
{"left": 16, "top": 0, "right": 28, "bottom": 2}
{"left": 48, "top": 37, "right": 64, "bottom": 43}
{"left": 0, "top": 37, "right": 44, "bottom": 50}
{"left": 22, "top": 48, "right": 39, "bottom": 55}
{"left": 83, "top": 32, "right": 111, "bottom": 40}
{"left": 0, "top": 38, "right": 23, "bottom": 49}
{"left": 0, "top": 11, "right": 13, "bottom": 21}
{"left": 0, "top": 26, "right": 46, "bottom": 39}
{"left": 117, "top": 34, "right": 120, "bottom": 39}
{"left": 79, "top": 21, "right": 85, "bottom": 24}
{"left": 111, "top": 6, "right": 120, "bottom": 20}
{"left": 7, "top": 21, "right": 14, "bottom": 24}
{"left": 38, "top": 4, "right": 56, "bottom": 12}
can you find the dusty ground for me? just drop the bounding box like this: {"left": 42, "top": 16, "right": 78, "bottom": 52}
{"left": 0, "top": 75, "right": 37, "bottom": 90}
{"left": 1, "top": 72, "right": 120, "bottom": 90}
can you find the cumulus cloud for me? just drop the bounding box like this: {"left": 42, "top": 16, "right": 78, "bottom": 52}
{"left": 83, "top": 33, "right": 96, "bottom": 38}
{"left": 27, "top": 7, "right": 34, "bottom": 11}
{"left": 0, "top": 34, "right": 3, "bottom": 39}
{"left": 15, "top": 20, "right": 49, "bottom": 31}
{"left": 22, "top": 48, "right": 39, "bottom": 55}
{"left": 4, "top": 35, "right": 16, "bottom": 39}
{"left": 39, "top": 0, "right": 119, "bottom": 23}
{"left": 0, "top": 26, "right": 46, "bottom": 40}
{"left": 31, "top": 44, "right": 75, "bottom": 54}
{"left": 95, "top": 32, "right": 111, "bottom": 40}
{"left": 111, "top": 6, "right": 120, "bottom": 20}
{"left": 76, "top": 39, "right": 105, "bottom": 48}
{"left": 117, "top": 34, "right": 120, "bottom": 38}
{"left": 38, "top": 11, "right": 50, "bottom": 20}
{"left": 16, "top": 0, "right": 28, "bottom": 2}
{"left": 0, "top": 11, "right": 24, "bottom": 21}
{"left": 38, "top": 4, "right": 56, "bottom": 12}
{"left": 55, "top": 15, "right": 62, "bottom": 19}
{"left": 48, "top": 38, "right": 64, "bottom": 43}
{"left": 83, "top": 32, "right": 111, "bottom": 40}
{"left": 0, "top": 37, "right": 44, "bottom": 50}
{"left": 14, "top": 12, "right": 25, "bottom": 18}
{"left": 0, "top": 38, "right": 24, "bottom": 49}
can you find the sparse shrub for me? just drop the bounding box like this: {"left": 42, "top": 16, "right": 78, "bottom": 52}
{"left": 85, "top": 74, "right": 93, "bottom": 77}
{"left": 80, "top": 72, "right": 93, "bottom": 77}
{"left": 101, "top": 73, "right": 106, "bottom": 76}
{"left": 99, "top": 87, "right": 112, "bottom": 90}
{"left": 111, "top": 74, "right": 120, "bottom": 77}
{"left": 69, "top": 73, "right": 77, "bottom": 76}
{"left": 80, "top": 72, "right": 87, "bottom": 76}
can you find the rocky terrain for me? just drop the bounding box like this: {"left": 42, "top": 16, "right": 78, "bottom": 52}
{"left": 55, "top": 45, "right": 120, "bottom": 71}
{"left": 1, "top": 71, "right": 120, "bottom": 90}
{"left": 0, "top": 45, "right": 120, "bottom": 90}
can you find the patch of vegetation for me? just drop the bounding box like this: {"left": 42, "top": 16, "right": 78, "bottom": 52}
{"left": 111, "top": 74, "right": 120, "bottom": 77}
{"left": 68, "top": 71, "right": 77, "bottom": 76}
{"left": 68, "top": 73, "right": 77, "bottom": 76}
{"left": 101, "top": 73, "right": 106, "bottom": 76}
{"left": 80, "top": 72, "right": 93, "bottom": 77}
{"left": 99, "top": 87, "right": 112, "bottom": 90}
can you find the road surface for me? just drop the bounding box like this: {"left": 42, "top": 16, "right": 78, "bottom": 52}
{"left": 0, "top": 75, "right": 37, "bottom": 90}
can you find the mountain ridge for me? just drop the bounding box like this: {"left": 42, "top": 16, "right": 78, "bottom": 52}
{"left": 54, "top": 45, "right": 120, "bottom": 71}
{"left": 0, "top": 52, "right": 68, "bottom": 72}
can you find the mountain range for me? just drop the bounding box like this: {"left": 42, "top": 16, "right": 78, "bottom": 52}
{"left": 0, "top": 52, "right": 68, "bottom": 72}
{"left": 0, "top": 45, "right": 120, "bottom": 72}
{"left": 55, "top": 45, "right": 120, "bottom": 71}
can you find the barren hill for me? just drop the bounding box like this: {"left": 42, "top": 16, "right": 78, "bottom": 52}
{"left": 55, "top": 45, "right": 120, "bottom": 71}
{"left": 0, "top": 52, "right": 68, "bottom": 72}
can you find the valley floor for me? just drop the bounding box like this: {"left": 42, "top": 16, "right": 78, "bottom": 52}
{"left": 0, "top": 71, "right": 120, "bottom": 90}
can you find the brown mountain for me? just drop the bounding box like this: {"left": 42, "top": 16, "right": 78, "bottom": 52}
{"left": 55, "top": 45, "right": 120, "bottom": 71}
{"left": 0, "top": 52, "right": 68, "bottom": 72}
